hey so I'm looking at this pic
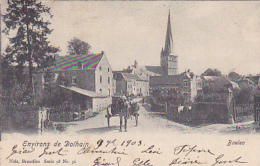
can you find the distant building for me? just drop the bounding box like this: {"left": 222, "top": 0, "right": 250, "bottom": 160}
{"left": 201, "top": 68, "right": 222, "bottom": 76}
{"left": 246, "top": 75, "right": 260, "bottom": 87}
{"left": 114, "top": 72, "right": 149, "bottom": 96}
{"left": 149, "top": 70, "right": 200, "bottom": 102}
{"left": 199, "top": 75, "right": 240, "bottom": 122}
{"left": 235, "top": 76, "right": 255, "bottom": 86}
{"left": 145, "top": 11, "right": 202, "bottom": 102}
{"left": 34, "top": 52, "right": 114, "bottom": 112}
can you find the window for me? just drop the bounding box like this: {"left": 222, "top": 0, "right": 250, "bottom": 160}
{"left": 100, "top": 89, "right": 102, "bottom": 93}
{"left": 99, "top": 66, "right": 102, "bottom": 71}
{"left": 197, "top": 82, "right": 202, "bottom": 88}
{"left": 100, "top": 75, "right": 102, "bottom": 83}
{"left": 183, "top": 80, "right": 188, "bottom": 87}
{"left": 184, "top": 92, "right": 188, "bottom": 102}
{"left": 108, "top": 77, "right": 110, "bottom": 84}
{"left": 108, "top": 89, "right": 110, "bottom": 96}
{"left": 72, "top": 76, "right": 77, "bottom": 85}
{"left": 108, "top": 68, "right": 110, "bottom": 72}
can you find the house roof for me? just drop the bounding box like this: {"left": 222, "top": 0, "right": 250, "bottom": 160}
{"left": 202, "top": 76, "right": 221, "bottom": 81}
{"left": 202, "top": 75, "right": 240, "bottom": 90}
{"left": 50, "top": 53, "right": 103, "bottom": 71}
{"left": 122, "top": 73, "right": 142, "bottom": 82}
{"left": 201, "top": 68, "right": 221, "bottom": 76}
{"left": 236, "top": 77, "right": 255, "bottom": 85}
{"left": 145, "top": 66, "right": 165, "bottom": 75}
{"left": 150, "top": 75, "right": 182, "bottom": 86}
{"left": 149, "top": 72, "right": 195, "bottom": 86}
{"left": 59, "top": 85, "right": 107, "bottom": 98}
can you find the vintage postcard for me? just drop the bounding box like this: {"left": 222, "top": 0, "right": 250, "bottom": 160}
{"left": 1, "top": 0, "right": 260, "bottom": 165}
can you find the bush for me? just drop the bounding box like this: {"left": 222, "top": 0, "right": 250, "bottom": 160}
{"left": 55, "top": 123, "right": 66, "bottom": 132}
{"left": 233, "top": 83, "right": 254, "bottom": 104}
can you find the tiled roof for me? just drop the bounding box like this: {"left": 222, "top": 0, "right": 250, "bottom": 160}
{"left": 59, "top": 85, "right": 107, "bottom": 98}
{"left": 203, "top": 75, "right": 240, "bottom": 89}
{"left": 50, "top": 53, "right": 103, "bottom": 71}
{"left": 150, "top": 75, "right": 182, "bottom": 86}
{"left": 122, "top": 73, "right": 142, "bottom": 82}
{"left": 145, "top": 66, "right": 165, "bottom": 75}
{"left": 202, "top": 76, "right": 221, "bottom": 81}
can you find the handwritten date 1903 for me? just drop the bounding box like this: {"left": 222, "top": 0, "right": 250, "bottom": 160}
{"left": 121, "top": 140, "right": 142, "bottom": 147}
{"left": 95, "top": 139, "right": 142, "bottom": 149}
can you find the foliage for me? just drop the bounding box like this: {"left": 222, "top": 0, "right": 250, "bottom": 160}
{"left": 228, "top": 72, "right": 241, "bottom": 81}
{"left": 194, "top": 93, "right": 227, "bottom": 103}
{"left": 2, "top": 83, "right": 32, "bottom": 106}
{"left": 43, "top": 70, "right": 56, "bottom": 95}
{"left": 39, "top": 84, "right": 67, "bottom": 107}
{"left": 67, "top": 37, "right": 91, "bottom": 55}
{"left": 202, "top": 80, "right": 227, "bottom": 93}
{"left": 233, "top": 83, "right": 255, "bottom": 104}
{"left": 1, "top": 56, "right": 15, "bottom": 89}
{"left": 2, "top": 0, "right": 59, "bottom": 92}
{"left": 55, "top": 123, "right": 66, "bottom": 132}
{"left": 152, "top": 90, "right": 187, "bottom": 106}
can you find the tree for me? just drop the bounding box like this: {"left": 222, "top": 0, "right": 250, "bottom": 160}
{"left": 233, "top": 83, "right": 254, "bottom": 104}
{"left": 228, "top": 72, "right": 241, "bottom": 81}
{"left": 43, "top": 70, "right": 56, "bottom": 96}
{"left": 67, "top": 37, "right": 91, "bottom": 55}
{"left": 2, "top": 0, "right": 59, "bottom": 93}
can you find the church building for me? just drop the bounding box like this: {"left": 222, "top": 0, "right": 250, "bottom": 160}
{"left": 147, "top": 11, "right": 201, "bottom": 102}
{"left": 145, "top": 11, "right": 178, "bottom": 76}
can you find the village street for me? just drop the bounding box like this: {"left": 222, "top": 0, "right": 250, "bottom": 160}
{"left": 61, "top": 99, "right": 256, "bottom": 136}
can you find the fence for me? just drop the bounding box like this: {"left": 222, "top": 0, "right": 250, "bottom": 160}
{"left": 233, "top": 104, "right": 254, "bottom": 123}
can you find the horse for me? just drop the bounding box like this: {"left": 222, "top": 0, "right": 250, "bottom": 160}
{"left": 129, "top": 102, "right": 139, "bottom": 126}
{"left": 117, "top": 99, "right": 128, "bottom": 132}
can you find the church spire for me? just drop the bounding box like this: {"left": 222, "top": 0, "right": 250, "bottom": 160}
{"left": 164, "top": 10, "right": 174, "bottom": 55}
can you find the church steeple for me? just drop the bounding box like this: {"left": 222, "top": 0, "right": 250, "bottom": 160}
{"left": 164, "top": 10, "right": 174, "bottom": 56}
{"left": 160, "top": 10, "right": 178, "bottom": 76}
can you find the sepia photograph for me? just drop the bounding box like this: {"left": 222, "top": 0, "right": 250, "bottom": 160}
{"left": 1, "top": 0, "right": 260, "bottom": 165}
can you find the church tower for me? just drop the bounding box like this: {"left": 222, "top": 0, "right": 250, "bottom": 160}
{"left": 160, "top": 11, "right": 178, "bottom": 75}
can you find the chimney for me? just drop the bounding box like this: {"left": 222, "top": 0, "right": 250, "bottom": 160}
{"left": 78, "top": 61, "right": 83, "bottom": 69}
{"left": 54, "top": 54, "right": 59, "bottom": 59}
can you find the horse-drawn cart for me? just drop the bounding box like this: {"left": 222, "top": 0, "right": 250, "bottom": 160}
{"left": 105, "top": 96, "right": 139, "bottom": 131}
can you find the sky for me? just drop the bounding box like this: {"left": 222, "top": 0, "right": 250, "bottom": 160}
{"left": 1, "top": 1, "right": 260, "bottom": 75}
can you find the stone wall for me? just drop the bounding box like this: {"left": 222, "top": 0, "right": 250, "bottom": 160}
{"left": 166, "top": 102, "right": 230, "bottom": 124}
{"left": 2, "top": 106, "right": 48, "bottom": 133}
